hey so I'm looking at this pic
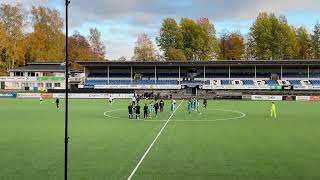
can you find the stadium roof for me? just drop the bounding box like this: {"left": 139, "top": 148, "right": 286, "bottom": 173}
{"left": 78, "top": 60, "right": 320, "bottom": 67}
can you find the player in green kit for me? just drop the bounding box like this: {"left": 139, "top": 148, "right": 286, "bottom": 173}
{"left": 171, "top": 99, "right": 176, "bottom": 115}
{"left": 270, "top": 102, "right": 277, "bottom": 118}
{"left": 191, "top": 97, "right": 196, "bottom": 111}
{"left": 187, "top": 99, "right": 192, "bottom": 114}
{"left": 196, "top": 99, "right": 201, "bottom": 114}
{"left": 148, "top": 102, "right": 154, "bottom": 119}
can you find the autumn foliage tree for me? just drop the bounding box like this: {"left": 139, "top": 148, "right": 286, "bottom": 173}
{"left": 219, "top": 32, "right": 245, "bottom": 60}
{"left": 311, "top": 23, "right": 320, "bottom": 59}
{"left": 0, "top": 3, "right": 26, "bottom": 70}
{"left": 89, "top": 27, "right": 106, "bottom": 60}
{"left": 156, "top": 18, "right": 183, "bottom": 60}
{"left": 157, "top": 17, "right": 219, "bottom": 61}
{"left": 28, "top": 6, "right": 65, "bottom": 62}
{"left": 133, "top": 33, "right": 157, "bottom": 61}
{"left": 249, "top": 12, "right": 299, "bottom": 60}
{"left": 296, "top": 26, "right": 312, "bottom": 59}
{"left": 68, "top": 31, "right": 95, "bottom": 68}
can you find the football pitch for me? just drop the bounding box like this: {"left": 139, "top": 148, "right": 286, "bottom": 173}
{"left": 1, "top": 99, "right": 320, "bottom": 180}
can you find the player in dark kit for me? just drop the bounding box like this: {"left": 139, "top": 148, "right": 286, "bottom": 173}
{"left": 203, "top": 98, "right": 207, "bottom": 109}
{"left": 159, "top": 99, "right": 164, "bottom": 112}
{"left": 128, "top": 103, "right": 133, "bottom": 119}
{"left": 55, "top": 98, "right": 60, "bottom": 109}
{"left": 143, "top": 104, "right": 148, "bottom": 119}
{"left": 154, "top": 101, "right": 159, "bottom": 117}
{"left": 136, "top": 103, "right": 141, "bottom": 120}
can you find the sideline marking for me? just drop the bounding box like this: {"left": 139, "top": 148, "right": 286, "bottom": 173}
{"left": 103, "top": 108, "right": 246, "bottom": 122}
{"left": 126, "top": 100, "right": 184, "bottom": 180}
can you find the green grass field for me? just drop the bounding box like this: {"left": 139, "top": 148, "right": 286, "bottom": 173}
{"left": 1, "top": 99, "right": 320, "bottom": 180}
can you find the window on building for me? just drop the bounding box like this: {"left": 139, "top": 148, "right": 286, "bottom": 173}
{"left": 46, "top": 83, "right": 52, "bottom": 88}
{"left": 14, "top": 72, "right": 23, "bottom": 77}
{"left": 28, "top": 72, "right": 35, "bottom": 77}
{"left": 54, "top": 83, "right": 61, "bottom": 87}
{"left": 43, "top": 72, "right": 54, "bottom": 76}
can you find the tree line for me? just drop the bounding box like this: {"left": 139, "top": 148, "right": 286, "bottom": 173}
{"left": 134, "top": 13, "right": 320, "bottom": 61}
{"left": 0, "top": 3, "right": 106, "bottom": 74}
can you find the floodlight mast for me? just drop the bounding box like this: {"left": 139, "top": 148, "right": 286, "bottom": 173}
{"left": 64, "top": 1, "right": 70, "bottom": 180}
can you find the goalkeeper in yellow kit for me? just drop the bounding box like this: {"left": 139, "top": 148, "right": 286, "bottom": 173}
{"left": 270, "top": 102, "right": 277, "bottom": 118}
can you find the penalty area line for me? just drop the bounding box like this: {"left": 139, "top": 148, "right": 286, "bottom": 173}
{"left": 127, "top": 100, "right": 184, "bottom": 180}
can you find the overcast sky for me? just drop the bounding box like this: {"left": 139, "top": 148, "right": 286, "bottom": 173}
{"left": 3, "top": 0, "right": 320, "bottom": 59}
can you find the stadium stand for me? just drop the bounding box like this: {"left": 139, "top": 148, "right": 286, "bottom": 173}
{"left": 242, "top": 80, "right": 255, "bottom": 85}
{"left": 221, "top": 80, "right": 232, "bottom": 85}
{"left": 265, "top": 80, "right": 279, "bottom": 85}
{"left": 310, "top": 80, "right": 320, "bottom": 85}
{"left": 288, "top": 80, "right": 302, "bottom": 85}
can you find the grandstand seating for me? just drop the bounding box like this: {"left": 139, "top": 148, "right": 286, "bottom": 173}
{"left": 288, "top": 80, "right": 301, "bottom": 85}
{"left": 310, "top": 80, "right": 320, "bottom": 85}
{"left": 242, "top": 80, "right": 255, "bottom": 85}
{"left": 181, "top": 80, "right": 210, "bottom": 85}
{"left": 265, "top": 80, "right": 279, "bottom": 85}
{"left": 221, "top": 80, "right": 232, "bottom": 85}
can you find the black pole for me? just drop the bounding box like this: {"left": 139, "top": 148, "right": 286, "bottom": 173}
{"left": 64, "top": 1, "right": 70, "bottom": 180}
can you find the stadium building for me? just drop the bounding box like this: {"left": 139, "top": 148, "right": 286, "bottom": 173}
{"left": 78, "top": 60, "right": 320, "bottom": 98}
{"left": 0, "top": 62, "right": 82, "bottom": 91}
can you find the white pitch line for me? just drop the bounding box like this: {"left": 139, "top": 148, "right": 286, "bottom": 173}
{"left": 127, "top": 100, "right": 184, "bottom": 180}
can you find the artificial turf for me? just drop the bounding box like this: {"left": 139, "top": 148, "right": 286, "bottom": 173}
{"left": 0, "top": 99, "right": 319, "bottom": 180}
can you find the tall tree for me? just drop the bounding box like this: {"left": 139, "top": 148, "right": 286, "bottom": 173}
{"left": 311, "top": 22, "right": 320, "bottom": 59}
{"left": 0, "top": 3, "right": 26, "bottom": 68}
{"left": 179, "top": 18, "right": 202, "bottom": 60}
{"left": 244, "top": 35, "right": 255, "bottom": 60}
{"left": 249, "top": 12, "right": 298, "bottom": 60}
{"left": 197, "top": 17, "right": 219, "bottom": 60}
{"left": 156, "top": 18, "right": 184, "bottom": 60}
{"left": 28, "top": 6, "right": 65, "bottom": 62}
{"left": 0, "top": 23, "right": 8, "bottom": 73}
{"left": 296, "top": 26, "right": 311, "bottom": 59}
{"left": 89, "top": 27, "right": 106, "bottom": 60}
{"left": 179, "top": 17, "right": 219, "bottom": 61}
{"left": 219, "top": 32, "right": 245, "bottom": 60}
{"left": 133, "top": 33, "right": 157, "bottom": 61}
{"left": 167, "top": 48, "right": 187, "bottom": 61}
{"left": 68, "top": 31, "right": 95, "bottom": 68}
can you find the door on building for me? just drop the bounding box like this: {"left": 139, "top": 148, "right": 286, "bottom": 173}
{"left": 0, "top": 82, "right": 4, "bottom": 89}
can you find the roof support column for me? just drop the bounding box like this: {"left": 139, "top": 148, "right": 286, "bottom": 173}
{"left": 179, "top": 66, "right": 181, "bottom": 84}
{"left": 130, "top": 66, "right": 133, "bottom": 83}
{"left": 107, "top": 66, "right": 109, "bottom": 83}
{"left": 155, "top": 66, "right": 157, "bottom": 84}
{"left": 280, "top": 65, "right": 283, "bottom": 79}
{"left": 203, "top": 65, "right": 206, "bottom": 82}
{"left": 254, "top": 65, "right": 257, "bottom": 80}
{"left": 308, "top": 65, "right": 310, "bottom": 79}
{"left": 229, "top": 65, "right": 231, "bottom": 80}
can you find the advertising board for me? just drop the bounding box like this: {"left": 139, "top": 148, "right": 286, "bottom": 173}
{"left": 310, "top": 96, "right": 320, "bottom": 101}
{"left": 296, "top": 96, "right": 310, "bottom": 101}
{"left": 17, "top": 93, "right": 41, "bottom": 98}
{"left": 52, "top": 93, "right": 133, "bottom": 99}
{"left": 0, "top": 93, "right": 16, "bottom": 98}
{"left": 251, "top": 95, "right": 283, "bottom": 101}
{"left": 94, "top": 85, "right": 181, "bottom": 90}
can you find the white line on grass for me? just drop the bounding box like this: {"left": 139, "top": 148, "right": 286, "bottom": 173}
{"left": 127, "top": 100, "right": 184, "bottom": 180}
